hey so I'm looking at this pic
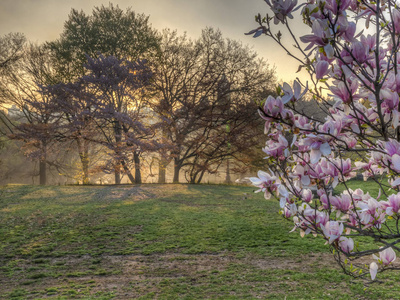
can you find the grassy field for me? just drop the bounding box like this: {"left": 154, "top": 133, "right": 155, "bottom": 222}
{"left": 1, "top": 182, "right": 399, "bottom": 299}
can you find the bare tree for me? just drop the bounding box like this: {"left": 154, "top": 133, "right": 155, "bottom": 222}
{"left": 0, "top": 33, "right": 26, "bottom": 74}
{"left": 0, "top": 44, "right": 65, "bottom": 185}
{"left": 151, "top": 28, "right": 276, "bottom": 183}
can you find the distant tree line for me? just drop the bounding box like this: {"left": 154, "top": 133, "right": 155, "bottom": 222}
{"left": 0, "top": 4, "right": 276, "bottom": 185}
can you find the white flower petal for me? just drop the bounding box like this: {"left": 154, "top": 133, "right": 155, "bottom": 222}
{"left": 320, "top": 142, "right": 332, "bottom": 156}
{"left": 324, "top": 44, "right": 334, "bottom": 59}
{"left": 249, "top": 177, "right": 263, "bottom": 185}
{"left": 332, "top": 176, "right": 339, "bottom": 188}
{"left": 370, "top": 262, "right": 378, "bottom": 280}
{"left": 278, "top": 185, "right": 289, "bottom": 197}
{"left": 393, "top": 110, "right": 399, "bottom": 129}
{"left": 280, "top": 197, "right": 287, "bottom": 208}
{"left": 301, "top": 175, "right": 311, "bottom": 186}
{"left": 293, "top": 81, "right": 301, "bottom": 98}
{"left": 392, "top": 154, "right": 400, "bottom": 172}
{"left": 350, "top": 123, "right": 360, "bottom": 133}
{"left": 310, "top": 149, "right": 322, "bottom": 164}
{"left": 391, "top": 178, "right": 400, "bottom": 187}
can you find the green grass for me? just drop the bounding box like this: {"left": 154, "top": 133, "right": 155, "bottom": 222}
{"left": 0, "top": 182, "right": 398, "bottom": 299}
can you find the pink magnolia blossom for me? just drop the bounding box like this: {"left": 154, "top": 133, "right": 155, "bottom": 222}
{"left": 301, "top": 189, "right": 313, "bottom": 203}
{"left": 315, "top": 60, "right": 329, "bottom": 80}
{"left": 357, "top": 198, "right": 386, "bottom": 229}
{"left": 294, "top": 115, "right": 312, "bottom": 130}
{"left": 373, "top": 247, "right": 397, "bottom": 266}
{"left": 262, "top": 95, "right": 284, "bottom": 118}
{"left": 347, "top": 213, "right": 359, "bottom": 230}
{"left": 283, "top": 206, "right": 293, "bottom": 218}
{"left": 339, "top": 237, "right": 354, "bottom": 253}
{"left": 293, "top": 205, "right": 328, "bottom": 235}
{"left": 249, "top": 170, "right": 280, "bottom": 199}
{"left": 326, "top": 158, "right": 354, "bottom": 185}
{"left": 260, "top": 96, "right": 295, "bottom": 132}
{"left": 259, "top": 96, "right": 283, "bottom": 132}
{"left": 265, "top": 0, "right": 300, "bottom": 24}
{"left": 350, "top": 188, "right": 369, "bottom": 202}
{"left": 315, "top": 211, "right": 329, "bottom": 228}
{"left": 330, "top": 80, "right": 359, "bottom": 104}
{"left": 292, "top": 164, "right": 311, "bottom": 186}
{"left": 302, "top": 3, "right": 323, "bottom": 21}
{"left": 354, "top": 161, "right": 372, "bottom": 172}
{"left": 284, "top": 203, "right": 297, "bottom": 218}
{"left": 319, "top": 192, "right": 332, "bottom": 210}
{"left": 308, "top": 161, "right": 329, "bottom": 181}
{"left": 343, "top": 21, "right": 356, "bottom": 42}
{"left": 375, "top": 89, "right": 400, "bottom": 113}
{"left": 350, "top": 41, "right": 369, "bottom": 63}
{"left": 263, "top": 135, "right": 289, "bottom": 159}
{"left": 386, "top": 73, "right": 400, "bottom": 94}
{"left": 300, "top": 19, "right": 334, "bottom": 58}
{"left": 320, "top": 118, "right": 343, "bottom": 137}
{"left": 391, "top": 9, "right": 400, "bottom": 34}
{"left": 331, "top": 193, "right": 352, "bottom": 212}
{"left": 381, "top": 193, "right": 400, "bottom": 216}
{"left": 339, "top": 49, "right": 354, "bottom": 65}
{"left": 321, "top": 221, "right": 344, "bottom": 244}
{"left": 281, "top": 80, "right": 308, "bottom": 103}
{"left": 300, "top": 134, "right": 331, "bottom": 164}
{"left": 384, "top": 139, "right": 400, "bottom": 172}
{"left": 324, "top": 0, "right": 352, "bottom": 15}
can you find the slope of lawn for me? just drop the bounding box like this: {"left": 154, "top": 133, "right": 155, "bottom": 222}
{"left": 0, "top": 182, "right": 399, "bottom": 299}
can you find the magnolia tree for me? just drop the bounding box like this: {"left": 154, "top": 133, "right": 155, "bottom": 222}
{"left": 247, "top": 0, "right": 400, "bottom": 280}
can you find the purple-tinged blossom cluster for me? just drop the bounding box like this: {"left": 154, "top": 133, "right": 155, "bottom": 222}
{"left": 265, "top": 0, "right": 301, "bottom": 24}
{"left": 248, "top": 0, "right": 400, "bottom": 281}
{"left": 249, "top": 170, "right": 281, "bottom": 200}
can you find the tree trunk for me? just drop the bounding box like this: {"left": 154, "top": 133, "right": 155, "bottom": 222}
{"left": 158, "top": 154, "right": 168, "bottom": 183}
{"left": 77, "top": 138, "right": 90, "bottom": 184}
{"left": 114, "top": 121, "right": 122, "bottom": 185}
{"left": 158, "top": 164, "right": 166, "bottom": 183}
{"left": 197, "top": 169, "right": 206, "bottom": 184}
{"left": 115, "top": 167, "right": 121, "bottom": 185}
{"left": 82, "top": 156, "right": 89, "bottom": 184}
{"left": 158, "top": 130, "right": 169, "bottom": 183}
{"left": 225, "top": 159, "right": 231, "bottom": 184}
{"left": 134, "top": 152, "right": 141, "bottom": 184}
{"left": 189, "top": 173, "right": 196, "bottom": 184}
{"left": 189, "top": 166, "right": 200, "bottom": 184}
{"left": 39, "top": 142, "right": 47, "bottom": 185}
{"left": 121, "top": 159, "right": 135, "bottom": 184}
{"left": 39, "top": 160, "right": 46, "bottom": 185}
{"left": 173, "top": 157, "right": 181, "bottom": 183}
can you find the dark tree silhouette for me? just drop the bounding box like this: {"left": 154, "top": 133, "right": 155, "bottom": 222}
{"left": 45, "top": 4, "right": 160, "bottom": 184}
{"left": 43, "top": 55, "right": 157, "bottom": 184}
{"left": 0, "top": 44, "right": 63, "bottom": 185}
{"left": 151, "top": 28, "right": 276, "bottom": 183}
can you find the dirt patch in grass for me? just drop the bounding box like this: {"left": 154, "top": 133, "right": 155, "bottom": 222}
{"left": 0, "top": 252, "right": 350, "bottom": 299}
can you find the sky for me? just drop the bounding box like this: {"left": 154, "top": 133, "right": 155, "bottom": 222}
{"left": 0, "top": 0, "right": 309, "bottom": 82}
